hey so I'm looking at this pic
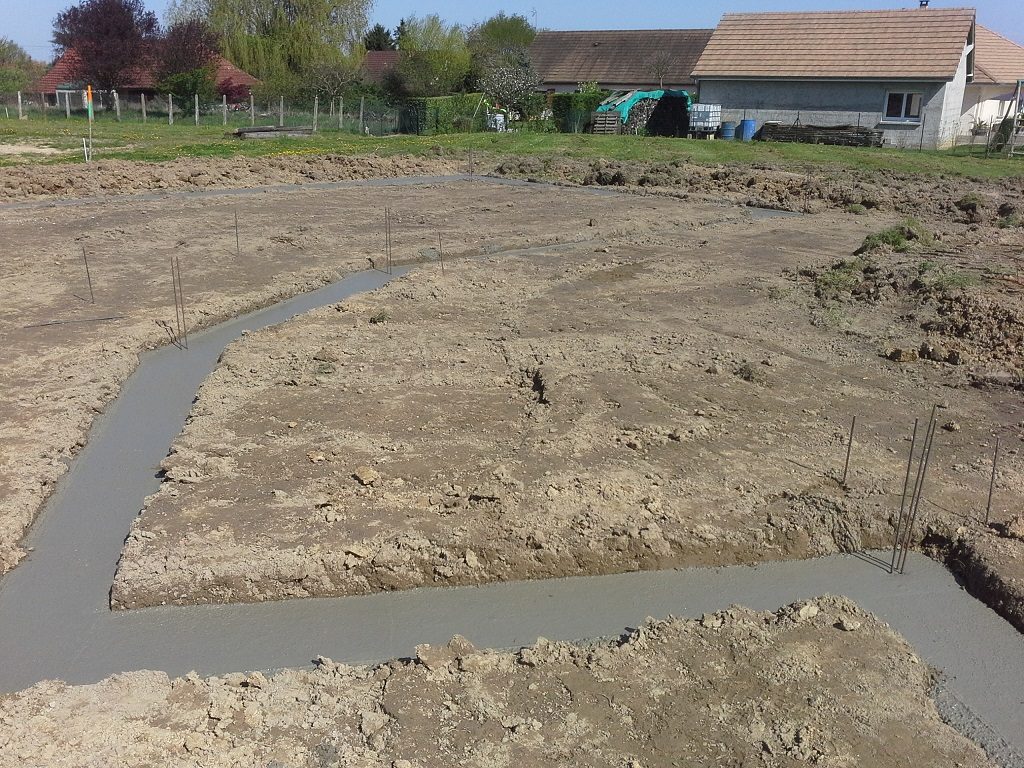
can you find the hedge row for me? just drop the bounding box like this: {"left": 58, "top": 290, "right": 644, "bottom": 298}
{"left": 398, "top": 93, "right": 487, "bottom": 135}
{"left": 550, "top": 91, "right": 611, "bottom": 133}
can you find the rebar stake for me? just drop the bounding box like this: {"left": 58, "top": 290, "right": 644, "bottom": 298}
{"left": 842, "top": 415, "right": 857, "bottom": 486}
{"left": 890, "top": 418, "right": 919, "bottom": 574}
{"left": 985, "top": 436, "right": 1000, "bottom": 526}
{"left": 81, "top": 245, "right": 95, "bottom": 303}
{"left": 438, "top": 233, "right": 445, "bottom": 274}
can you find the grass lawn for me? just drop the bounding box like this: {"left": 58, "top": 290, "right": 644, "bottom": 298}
{"left": 2, "top": 115, "right": 1022, "bottom": 180}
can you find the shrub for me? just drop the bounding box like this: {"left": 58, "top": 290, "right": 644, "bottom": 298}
{"left": 550, "top": 89, "right": 611, "bottom": 133}
{"left": 398, "top": 92, "right": 486, "bottom": 135}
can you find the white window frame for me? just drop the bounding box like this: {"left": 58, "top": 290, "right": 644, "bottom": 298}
{"left": 882, "top": 91, "right": 924, "bottom": 124}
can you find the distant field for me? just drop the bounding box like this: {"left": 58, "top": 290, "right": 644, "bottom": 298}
{"left": 1, "top": 115, "right": 1022, "bottom": 179}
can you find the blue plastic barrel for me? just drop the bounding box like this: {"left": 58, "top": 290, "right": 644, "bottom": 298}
{"left": 720, "top": 121, "right": 737, "bottom": 139}
{"left": 739, "top": 118, "right": 757, "bottom": 141}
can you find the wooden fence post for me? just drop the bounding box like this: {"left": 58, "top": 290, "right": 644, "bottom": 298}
{"left": 222, "top": 93, "right": 227, "bottom": 126}
{"left": 141, "top": 93, "right": 147, "bottom": 122}
{"left": 64, "top": 92, "right": 71, "bottom": 119}
{"left": 194, "top": 93, "right": 199, "bottom": 126}
{"left": 279, "top": 95, "right": 284, "bottom": 127}
{"left": 113, "top": 90, "right": 121, "bottom": 121}
{"left": 17, "top": 91, "right": 23, "bottom": 120}
{"left": 339, "top": 96, "right": 344, "bottom": 130}
{"left": 313, "top": 95, "right": 318, "bottom": 132}
{"left": 168, "top": 93, "right": 174, "bottom": 125}
{"left": 359, "top": 96, "right": 364, "bottom": 134}
{"left": 249, "top": 92, "right": 254, "bottom": 126}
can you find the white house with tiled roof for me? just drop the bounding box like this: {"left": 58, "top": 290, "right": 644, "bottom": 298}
{"left": 961, "top": 26, "right": 1024, "bottom": 135}
{"left": 691, "top": 7, "right": 977, "bottom": 149}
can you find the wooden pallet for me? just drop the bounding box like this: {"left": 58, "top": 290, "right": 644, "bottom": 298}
{"left": 591, "top": 111, "right": 621, "bottom": 135}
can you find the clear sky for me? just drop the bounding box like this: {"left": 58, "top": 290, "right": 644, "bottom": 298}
{"left": 3, "top": 0, "right": 1021, "bottom": 60}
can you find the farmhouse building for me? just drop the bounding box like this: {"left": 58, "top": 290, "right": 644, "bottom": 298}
{"left": 690, "top": 7, "right": 978, "bottom": 149}
{"left": 34, "top": 49, "right": 260, "bottom": 106}
{"left": 530, "top": 30, "right": 713, "bottom": 93}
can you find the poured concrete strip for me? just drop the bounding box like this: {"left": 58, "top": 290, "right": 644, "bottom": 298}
{"left": 0, "top": 256, "right": 1021, "bottom": 760}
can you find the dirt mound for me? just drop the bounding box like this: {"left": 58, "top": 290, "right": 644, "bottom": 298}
{"left": 0, "top": 598, "right": 995, "bottom": 767}
{"left": 0, "top": 154, "right": 459, "bottom": 201}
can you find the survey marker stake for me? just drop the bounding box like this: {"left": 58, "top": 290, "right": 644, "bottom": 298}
{"left": 438, "top": 233, "right": 445, "bottom": 274}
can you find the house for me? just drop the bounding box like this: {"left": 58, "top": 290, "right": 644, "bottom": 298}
{"left": 530, "top": 30, "right": 713, "bottom": 93}
{"left": 961, "top": 26, "right": 1024, "bottom": 135}
{"left": 34, "top": 49, "right": 260, "bottom": 106}
{"left": 691, "top": 8, "right": 977, "bottom": 149}
{"left": 361, "top": 50, "right": 400, "bottom": 87}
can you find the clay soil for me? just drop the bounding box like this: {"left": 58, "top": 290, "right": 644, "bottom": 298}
{"left": 0, "top": 169, "right": 668, "bottom": 576}
{"left": 0, "top": 596, "right": 996, "bottom": 768}
{"left": 108, "top": 182, "right": 1023, "bottom": 626}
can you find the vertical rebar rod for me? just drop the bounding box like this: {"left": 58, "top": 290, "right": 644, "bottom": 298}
{"left": 890, "top": 418, "right": 920, "bottom": 574}
{"left": 81, "top": 245, "right": 95, "bottom": 303}
{"left": 842, "top": 415, "right": 857, "bottom": 485}
{"left": 438, "top": 232, "right": 445, "bottom": 274}
{"left": 234, "top": 210, "right": 241, "bottom": 258}
{"left": 171, "top": 257, "right": 182, "bottom": 345}
{"left": 985, "top": 436, "right": 1001, "bottom": 525}
{"left": 176, "top": 257, "right": 188, "bottom": 349}
{"left": 899, "top": 413, "right": 937, "bottom": 574}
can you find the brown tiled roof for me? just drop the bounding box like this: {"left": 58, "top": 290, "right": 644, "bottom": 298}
{"left": 974, "top": 26, "right": 1024, "bottom": 85}
{"left": 362, "top": 50, "right": 400, "bottom": 85}
{"left": 530, "top": 29, "right": 713, "bottom": 87}
{"left": 33, "top": 49, "right": 259, "bottom": 93}
{"left": 692, "top": 8, "right": 976, "bottom": 80}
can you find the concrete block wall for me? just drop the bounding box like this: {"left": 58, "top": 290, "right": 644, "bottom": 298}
{"left": 698, "top": 78, "right": 954, "bottom": 149}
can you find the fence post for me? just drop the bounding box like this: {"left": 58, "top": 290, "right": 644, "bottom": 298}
{"left": 249, "top": 92, "right": 254, "bottom": 126}
{"left": 359, "top": 96, "right": 364, "bottom": 134}
{"left": 65, "top": 91, "right": 71, "bottom": 119}
{"left": 313, "top": 95, "right": 318, "bottom": 132}
{"left": 114, "top": 90, "right": 121, "bottom": 121}
{"left": 168, "top": 93, "right": 173, "bottom": 125}
{"left": 141, "top": 93, "right": 147, "bottom": 123}
{"left": 222, "top": 93, "right": 227, "bottom": 126}
{"left": 339, "top": 96, "right": 344, "bottom": 130}
{"left": 279, "top": 96, "right": 284, "bottom": 127}
{"left": 194, "top": 93, "right": 199, "bottom": 126}
{"left": 17, "top": 91, "right": 23, "bottom": 120}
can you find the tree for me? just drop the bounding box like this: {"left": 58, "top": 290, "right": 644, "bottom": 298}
{"left": 52, "top": 0, "right": 160, "bottom": 92}
{"left": 478, "top": 48, "right": 539, "bottom": 116}
{"left": 386, "top": 14, "right": 470, "bottom": 97}
{"left": 364, "top": 23, "right": 395, "bottom": 51}
{"left": 194, "top": 0, "right": 371, "bottom": 96}
{"left": 0, "top": 38, "right": 45, "bottom": 93}
{"left": 155, "top": 19, "right": 220, "bottom": 104}
{"left": 468, "top": 12, "right": 535, "bottom": 58}
{"left": 302, "top": 50, "right": 364, "bottom": 102}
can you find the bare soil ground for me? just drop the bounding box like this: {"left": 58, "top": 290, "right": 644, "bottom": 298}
{"left": 0, "top": 596, "right": 996, "bottom": 768}
{"left": 109, "top": 188, "right": 1023, "bottom": 626}
{"left": 0, "top": 175, "right": 659, "bottom": 575}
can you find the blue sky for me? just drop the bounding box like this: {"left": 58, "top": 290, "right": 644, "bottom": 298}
{"left": 3, "top": 0, "right": 1021, "bottom": 59}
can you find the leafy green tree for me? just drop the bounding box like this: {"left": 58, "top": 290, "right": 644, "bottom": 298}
{"left": 0, "top": 38, "right": 45, "bottom": 93}
{"left": 386, "top": 14, "right": 470, "bottom": 97}
{"left": 156, "top": 19, "right": 220, "bottom": 104}
{"left": 52, "top": 0, "right": 160, "bottom": 93}
{"left": 468, "top": 12, "right": 535, "bottom": 57}
{"left": 364, "top": 23, "right": 395, "bottom": 51}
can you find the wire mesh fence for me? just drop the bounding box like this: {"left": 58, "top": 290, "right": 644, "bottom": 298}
{"left": 0, "top": 91, "right": 400, "bottom": 136}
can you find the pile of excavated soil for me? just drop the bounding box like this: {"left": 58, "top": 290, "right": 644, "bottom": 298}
{"left": 111, "top": 209, "right": 1023, "bottom": 612}
{"left": 0, "top": 181, "right": 660, "bottom": 576}
{"left": 0, "top": 597, "right": 996, "bottom": 768}
{"left": 492, "top": 155, "right": 1024, "bottom": 220}
{"left": 0, "top": 153, "right": 458, "bottom": 200}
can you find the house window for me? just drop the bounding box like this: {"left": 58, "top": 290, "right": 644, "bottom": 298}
{"left": 884, "top": 92, "right": 923, "bottom": 122}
